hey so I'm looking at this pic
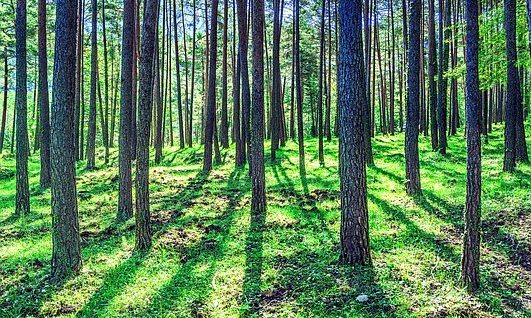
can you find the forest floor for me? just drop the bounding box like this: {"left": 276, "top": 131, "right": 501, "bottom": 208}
{"left": 0, "top": 124, "right": 530, "bottom": 318}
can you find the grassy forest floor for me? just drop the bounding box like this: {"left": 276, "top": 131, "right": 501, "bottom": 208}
{"left": 0, "top": 124, "right": 530, "bottom": 318}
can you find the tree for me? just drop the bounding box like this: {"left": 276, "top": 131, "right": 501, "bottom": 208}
{"left": 437, "top": 0, "right": 450, "bottom": 155}
{"left": 86, "top": 0, "right": 98, "bottom": 170}
{"left": 0, "top": 53, "right": 8, "bottom": 154}
{"left": 461, "top": 0, "right": 481, "bottom": 292}
{"left": 15, "top": 0, "right": 30, "bottom": 216}
{"left": 220, "top": 0, "right": 229, "bottom": 149}
{"left": 37, "top": 0, "right": 50, "bottom": 188}
{"left": 405, "top": 0, "right": 422, "bottom": 195}
{"left": 136, "top": 0, "right": 159, "bottom": 251}
{"left": 317, "top": 0, "right": 325, "bottom": 165}
{"left": 74, "top": 0, "right": 84, "bottom": 161}
{"left": 117, "top": 0, "right": 134, "bottom": 222}
{"left": 338, "top": 0, "right": 371, "bottom": 265}
{"left": 236, "top": 0, "right": 250, "bottom": 164}
{"left": 250, "top": 0, "right": 266, "bottom": 213}
{"left": 294, "top": 0, "right": 305, "bottom": 174}
{"left": 50, "top": 0, "right": 82, "bottom": 280}
{"left": 503, "top": 0, "right": 519, "bottom": 172}
{"left": 173, "top": 0, "right": 184, "bottom": 149}
{"left": 427, "top": 0, "right": 438, "bottom": 151}
{"left": 271, "top": 0, "right": 282, "bottom": 162}
{"left": 202, "top": 0, "right": 219, "bottom": 173}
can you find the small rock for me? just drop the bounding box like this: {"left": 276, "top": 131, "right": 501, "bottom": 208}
{"left": 356, "top": 294, "right": 369, "bottom": 302}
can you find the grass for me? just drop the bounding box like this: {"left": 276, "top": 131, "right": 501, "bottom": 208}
{"left": 0, "top": 124, "right": 530, "bottom": 317}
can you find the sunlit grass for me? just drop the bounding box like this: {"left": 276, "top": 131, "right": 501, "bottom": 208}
{"left": 0, "top": 123, "right": 530, "bottom": 317}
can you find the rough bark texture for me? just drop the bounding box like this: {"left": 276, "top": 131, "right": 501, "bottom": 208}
{"left": 437, "top": 0, "right": 450, "bottom": 155}
{"left": 236, "top": 0, "right": 250, "bottom": 163}
{"left": 86, "top": 0, "right": 98, "bottom": 170}
{"left": 15, "top": 0, "right": 30, "bottom": 216}
{"left": 136, "top": 0, "right": 159, "bottom": 251}
{"left": 294, "top": 0, "right": 305, "bottom": 174}
{"left": 405, "top": 0, "right": 422, "bottom": 195}
{"left": 38, "top": 0, "right": 51, "bottom": 188}
{"left": 203, "top": 0, "right": 219, "bottom": 173}
{"left": 428, "top": 0, "right": 438, "bottom": 151}
{"left": 173, "top": 0, "right": 185, "bottom": 149}
{"left": 338, "top": 0, "right": 371, "bottom": 265}
{"left": 0, "top": 54, "right": 7, "bottom": 154}
{"left": 461, "top": 0, "right": 481, "bottom": 292}
{"left": 117, "top": 0, "right": 134, "bottom": 222}
{"left": 51, "top": 0, "right": 82, "bottom": 280}
{"left": 220, "top": 0, "right": 229, "bottom": 149}
{"left": 503, "top": 0, "right": 518, "bottom": 171}
{"left": 251, "top": 0, "right": 266, "bottom": 214}
{"left": 271, "top": 0, "right": 282, "bottom": 162}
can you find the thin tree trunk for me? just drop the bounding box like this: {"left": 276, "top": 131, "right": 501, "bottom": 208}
{"left": 38, "top": 0, "right": 51, "bottom": 188}
{"left": 86, "top": 0, "right": 98, "bottom": 170}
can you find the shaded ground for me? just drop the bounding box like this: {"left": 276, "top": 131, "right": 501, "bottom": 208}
{"left": 0, "top": 124, "right": 530, "bottom": 317}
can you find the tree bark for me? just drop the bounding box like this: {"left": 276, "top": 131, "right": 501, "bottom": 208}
{"left": 338, "top": 0, "right": 371, "bottom": 265}
{"left": 0, "top": 53, "right": 8, "bottom": 154}
{"left": 136, "top": 0, "right": 159, "bottom": 251}
{"left": 250, "top": 0, "right": 266, "bottom": 213}
{"left": 15, "top": 0, "right": 30, "bottom": 215}
{"left": 405, "top": 0, "right": 422, "bottom": 195}
{"left": 38, "top": 0, "right": 51, "bottom": 188}
{"left": 50, "top": 0, "right": 82, "bottom": 280}
{"left": 428, "top": 0, "right": 438, "bottom": 150}
{"left": 86, "top": 0, "right": 98, "bottom": 170}
{"left": 461, "top": 0, "right": 481, "bottom": 292}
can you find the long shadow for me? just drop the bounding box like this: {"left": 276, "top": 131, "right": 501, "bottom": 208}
{"left": 368, "top": 193, "right": 461, "bottom": 264}
{"left": 240, "top": 202, "right": 266, "bottom": 317}
{"left": 129, "top": 168, "right": 248, "bottom": 317}
{"left": 76, "top": 172, "right": 211, "bottom": 317}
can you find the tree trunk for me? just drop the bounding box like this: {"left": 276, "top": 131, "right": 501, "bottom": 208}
{"left": 117, "top": 0, "right": 135, "bottom": 222}
{"left": 0, "top": 53, "right": 8, "bottom": 154}
{"left": 295, "top": 0, "right": 305, "bottom": 174}
{"left": 50, "top": 0, "right": 82, "bottom": 280}
{"left": 86, "top": 0, "right": 98, "bottom": 170}
{"left": 136, "top": 0, "right": 159, "bottom": 251}
{"left": 428, "top": 0, "right": 438, "bottom": 150}
{"left": 221, "top": 0, "right": 229, "bottom": 149}
{"left": 173, "top": 0, "right": 184, "bottom": 149}
{"left": 437, "top": 0, "right": 450, "bottom": 155}
{"left": 317, "top": 0, "right": 325, "bottom": 165}
{"left": 338, "top": 0, "right": 371, "bottom": 265}
{"left": 250, "top": 0, "right": 266, "bottom": 213}
{"left": 15, "top": 0, "right": 30, "bottom": 215}
{"left": 405, "top": 0, "right": 422, "bottom": 195}
{"left": 38, "top": 0, "right": 51, "bottom": 188}
{"left": 236, "top": 0, "right": 250, "bottom": 163}
{"left": 503, "top": 0, "right": 519, "bottom": 171}
{"left": 271, "top": 0, "right": 282, "bottom": 162}
{"left": 461, "top": 0, "right": 481, "bottom": 292}
{"left": 203, "top": 0, "right": 219, "bottom": 173}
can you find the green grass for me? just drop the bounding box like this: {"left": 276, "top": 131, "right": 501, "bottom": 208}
{"left": 0, "top": 124, "right": 530, "bottom": 317}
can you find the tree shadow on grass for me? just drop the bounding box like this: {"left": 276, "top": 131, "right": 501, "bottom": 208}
{"left": 128, "top": 168, "right": 249, "bottom": 317}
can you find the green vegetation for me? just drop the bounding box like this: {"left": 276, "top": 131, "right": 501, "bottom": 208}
{"left": 1, "top": 124, "right": 529, "bottom": 317}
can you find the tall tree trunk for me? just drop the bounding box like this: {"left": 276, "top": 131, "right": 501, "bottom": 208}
{"left": 461, "top": 0, "right": 481, "bottom": 292}
{"left": 389, "top": 0, "right": 396, "bottom": 135}
{"left": 220, "top": 0, "right": 229, "bottom": 148}
{"left": 271, "top": 0, "right": 282, "bottom": 162}
{"left": 203, "top": 0, "right": 219, "bottom": 173}
{"left": 38, "top": 0, "right": 51, "bottom": 188}
{"left": 101, "top": 0, "right": 110, "bottom": 164}
{"left": 136, "top": 0, "right": 159, "bottom": 251}
{"left": 15, "top": 0, "right": 30, "bottom": 215}
{"left": 86, "top": 0, "right": 98, "bottom": 170}
{"left": 317, "top": 0, "right": 326, "bottom": 165}
{"left": 189, "top": 0, "right": 197, "bottom": 146}
{"left": 50, "top": 0, "right": 82, "bottom": 280}
{"left": 250, "top": 0, "right": 266, "bottom": 213}
{"left": 0, "top": 53, "right": 9, "bottom": 154}
{"left": 437, "top": 0, "right": 450, "bottom": 154}
{"left": 74, "top": 0, "right": 84, "bottom": 161}
{"left": 118, "top": 0, "right": 135, "bottom": 222}
{"left": 405, "top": 0, "right": 422, "bottom": 195}
{"left": 338, "top": 0, "right": 371, "bottom": 265}
{"left": 428, "top": 0, "right": 438, "bottom": 150}
{"left": 236, "top": 0, "right": 250, "bottom": 163}
{"left": 173, "top": 0, "right": 184, "bottom": 149}
{"left": 295, "top": 0, "right": 305, "bottom": 174}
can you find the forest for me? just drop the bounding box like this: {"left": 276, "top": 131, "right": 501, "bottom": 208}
{"left": 0, "top": 0, "right": 530, "bottom": 316}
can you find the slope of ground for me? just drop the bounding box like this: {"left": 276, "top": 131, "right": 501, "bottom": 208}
{"left": 0, "top": 125, "right": 530, "bottom": 317}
